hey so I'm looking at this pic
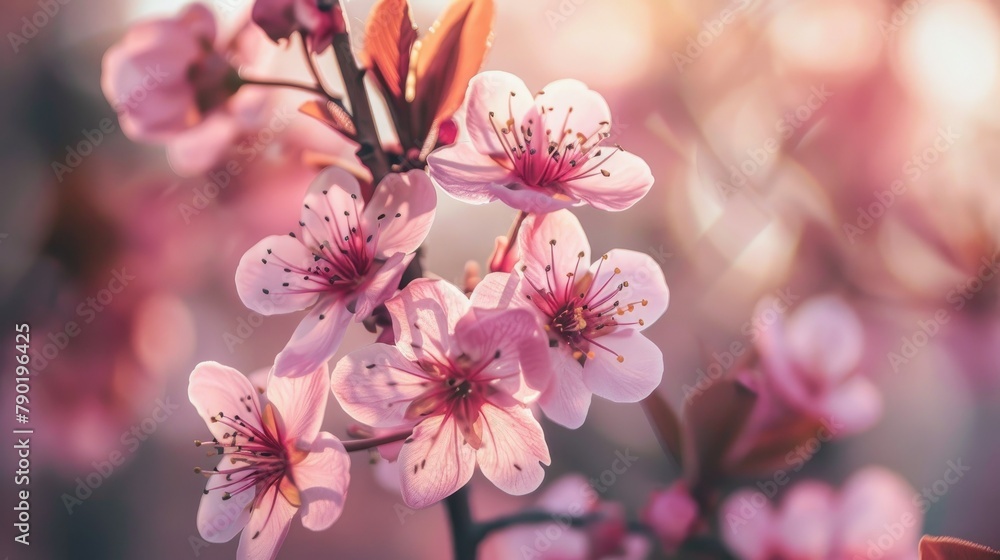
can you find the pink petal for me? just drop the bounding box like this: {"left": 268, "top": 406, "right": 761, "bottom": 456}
{"left": 330, "top": 344, "right": 429, "bottom": 427}
{"left": 464, "top": 71, "right": 534, "bottom": 156}
{"left": 353, "top": 252, "right": 412, "bottom": 320}
{"left": 265, "top": 363, "right": 330, "bottom": 446}
{"left": 643, "top": 482, "right": 699, "bottom": 552}
{"left": 294, "top": 432, "right": 351, "bottom": 531}
{"left": 559, "top": 150, "right": 654, "bottom": 212}
{"left": 165, "top": 112, "right": 239, "bottom": 177}
{"left": 272, "top": 297, "right": 352, "bottom": 378}
{"left": 719, "top": 489, "right": 776, "bottom": 560}
{"left": 489, "top": 181, "right": 578, "bottom": 214}
{"left": 236, "top": 235, "right": 321, "bottom": 315}
{"left": 537, "top": 351, "right": 592, "bottom": 429}
{"left": 476, "top": 403, "right": 550, "bottom": 495}
{"left": 535, "top": 473, "right": 598, "bottom": 512}
{"left": 398, "top": 415, "right": 477, "bottom": 509}
{"left": 469, "top": 272, "right": 523, "bottom": 309}
{"left": 386, "top": 279, "right": 470, "bottom": 362}
{"left": 837, "top": 467, "right": 922, "bottom": 559}
{"left": 517, "top": 210, "right": 592, "bottom": 299}
{"left": 589, "top": 249, "right": 669, "bottom": 331}
{"left": 582, "top": 330, "right": 663, "bottom": 403}
{"left": 530, "top": 79, "right": 612, "bottom": 149}
{"left": 773, "top": 482, "right": 836, "bottom": 559}
{"left": 188, "top": 361, "right": 262, "bottom": 441}
{"left": 236, "top": 486, "right": 298, "bottom": 560}
{"left": 426, "top": 142, "right": 520, "bottom": 205}
{"left": 197, "top": 457, "right": 254, "bottom": 543}
{"left": 454, "top": 307, "right": 549, "bottom": 388}
{"left": 784, "top": 295, "right": 864, "bottom": 388}
{"left": 300, "top": 166, "right": 365, "bottom": 250}
{"left": 364, "top": 170, "right": 437, "bottom": 258}
{"left": 816, "top": 376, "right": 883, "bottom": 435}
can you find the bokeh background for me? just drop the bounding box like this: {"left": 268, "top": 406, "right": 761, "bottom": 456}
{"left": 3, "top": 0, "right": 1000, "bottom": 558}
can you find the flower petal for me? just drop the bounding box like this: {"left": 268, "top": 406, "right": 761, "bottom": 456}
{"left": 236, "top": 486, "right": 298, "bottom": 560}
{"left": 300, "top": 166, "right": 365, "bottom": 251}
{"left": 386, "top": 279, "right": 470, "bottom": 362}
{"left": 454, "top": 307, "right": 549, "bottom": 388}
{"left": 517, "top": 210, "right": 592, "bottom": 300}
{"left": 719, "top": 489, "right": 775, "bottom": 560}
{"left": 816, "top": 376, "right": 882, "bottom": 435}
{"left": 773, "top": 482, "right": 836, "bottom": 559}
{"left": 330, "top": 343, "right": 430, "bottom": 427}
{"left": 427, "top": 141, "right": 519, "bottom": 205}
{"left": 470, "top": 272, "right": 523, "bottom": 309}
{"left": 476, "top": 404, "right": 550, "bottom": 495}
{"left": 265, "top": 363, "right": 330, "bottom": 446}
{"left": 398, "top": 415, "right": 476, "bottom": 509}
{"left": 188, "top": 362, "right": 262, "bottom": 440}
{"left": 353, "top": 252, "right": 412, "bottom": 320}
{"left": 588, "top": 249, "right": 669, "bottom": 332}
{"left": 236, "top": 234, "right": 322, "bottom": 315}
{"left": 165, "top": 113, "right": 240, "bottom": 177}
{"left": 582, "top": 330, "right": 663, "bottom": 403}
{"left": 531, "top": 79, "right": 612, "bottom": 148}
{"left": 364, "top": 170, "right": 437, "bottom": 258}
{"left": 784, "top": 295, "right": 864, "bottom": 387}
{"left": 197, "top": 457, "right": 254, "bottom": 543}
{"left": 464, "top": 71, "right": 534, "bottom": 156}
{"left": 560, "top": 149, "right": 654, "bottom": 212}
{"left": 537, "top": 351, "right": 592, "bottom": 429}
{"left": 272, "top": 297, "right": 352, "bottom": 378}
{"left": 294, "top": 432, "right": 351, "bottom": 531}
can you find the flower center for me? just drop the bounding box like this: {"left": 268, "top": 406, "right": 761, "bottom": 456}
{"left": 486, "top": 91, "right": 623, "bottom": 189}
{"left": 523, "top": 240, "right": 648, "bottom": 364}
{"left": 195, "top": 399, "right": 301, "bottom": 530}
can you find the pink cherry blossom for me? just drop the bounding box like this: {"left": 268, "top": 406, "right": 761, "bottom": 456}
{"left": 330, "top": 279, "right": 551, "bottom": 508}
{"left": 754, "top": 294, "right": 881, "bottom": 435}
{"left": 642, "top": 481, "right": 699, "bottom": 553}
{"left": 101, "top": 4, "right": 265, "bottom": 176}
{"left": 189, "top": 361, "right": 350, "bottom": 560}
{"left": 236, "top": 168, "right": 436, "bottom": 377}
{"left": 252, "top": 0, "right": 342, "bottom": 53}
{"left": 481, "top": 474, "right": 650, "bottom": 560}
{"left": 427, "top": 71, "right": 654, "bottom": 213}
{"left": 482, "top": 209, "right": 669, "bottom": 429}
{"left": 720, "top": 467, "right": 922, "bottom": 560}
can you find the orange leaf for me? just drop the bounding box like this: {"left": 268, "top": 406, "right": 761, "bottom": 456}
{"left": 410, "top": 0, "right": 494, "bottom": 133}
{"left": 920, "top": 536, "right": 1000, "bottom": 560}
{"left": 360, "top": 0, "right": 417, "bottom": 101}
{"left": 298, "top": 99, "right": 356, "bottom": 137}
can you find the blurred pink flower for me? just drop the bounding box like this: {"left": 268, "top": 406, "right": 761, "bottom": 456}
{"left": 236, "top": 168, "right": 436, "bottom": 377}
{"left": 252, "top": 0, "right": 341, "bottom": 53}
{"left": 754, "top": 293, "right": 882, "bottom": 435}
{"left": 189, "top": 362, "right": 349, "bottom": 560}
{"left": 481, "top": 474, "right": 650, "bottom": 560}
{"left": 427, "top": 71, "right": 654, "bottom": 213}
{"left": 330, "top": 279, "right": 551, "bottom": 508}
{"left": 720, "top": 467, "right": 922, "bottom": 560}
{"left": 641, "top": 481, "right": 699, "bottom": 553}
{"left": 482, "top": 209, "right": 669, "bottom": 429}
{"left": 101, "top": 4, "right": 268, "bottom": 176}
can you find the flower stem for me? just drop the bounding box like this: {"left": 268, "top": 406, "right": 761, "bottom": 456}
{"left": 323, "top": 0, "right": 392, "bottom": 186}
{"left": 342, "top": 429, "right": 412, "bottom": 452}
{"left": 475, "top": 510, "right": 602, "bottom": 541}
{"left": 444, "top": 486, "right": 478, "bottom": 560}
{"left": 239, "top": 77, "right": 330, "bottom": 98}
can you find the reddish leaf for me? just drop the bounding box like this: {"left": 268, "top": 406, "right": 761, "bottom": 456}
{"left": 920, "top": 536, "right": 1000, "bottom": 560}
{"left": 360, "top": 0, "right": 417, "bottom": 101}
{"left": 641, "top": 391, "right": 683, "bottom": 467}
{"left": 410, "top": 0, "right": 494, "bottom": 135}
{"left": 681, "top": 377, "right": 757, "bottom": 489}
{"left": 298, "top": 99, "right": 356, "bottom": 137}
